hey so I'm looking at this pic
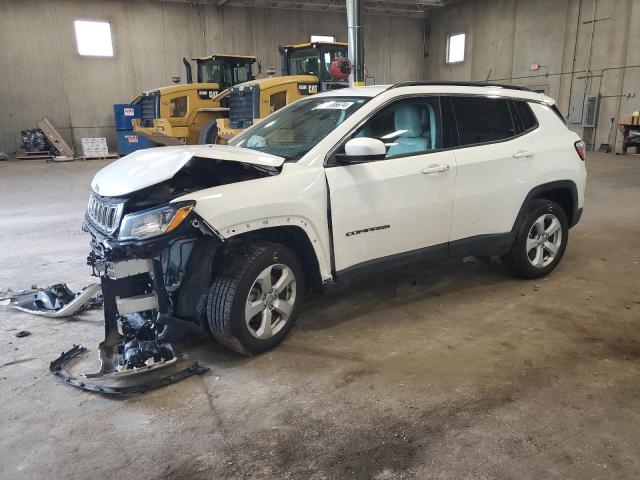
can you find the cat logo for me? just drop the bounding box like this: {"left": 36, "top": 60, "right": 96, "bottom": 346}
{"left": 297, "top": 84, "right": 319, "bottom": 95}
{"left": 197, "top": 90, "right": 218, "bottom": 100}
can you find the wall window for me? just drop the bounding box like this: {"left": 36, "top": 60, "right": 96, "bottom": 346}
{"left": 450, "top": 96, "right": 515, "bottom": 145}
{"left": 310, "top": 35, "right": 335, "bottom": 43}
{"left": 446, "top": 33, "right": 465, "bottom": 63}
{"left": 74, "top": 20, "right": 113, "bottom": 57}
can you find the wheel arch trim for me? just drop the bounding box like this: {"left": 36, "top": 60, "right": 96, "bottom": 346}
{"left": 219, "top": 216, "right": 332, "bottom": 283}
{"left": 512, "top": 180, "right": 580, "bottom": 231}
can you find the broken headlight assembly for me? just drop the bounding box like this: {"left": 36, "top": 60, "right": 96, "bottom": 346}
{"left": 118, "top": 201, "right": 194, "bottom": 241}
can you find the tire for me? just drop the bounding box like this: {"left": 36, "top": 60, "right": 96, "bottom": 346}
{"left": 197, "top": 120, "right": 218, "bottom": 144}
{"left": 207, "top": 242, "right": 305, "bottom": 355}
{"left": 501, "top": 199, "right": 569, "bottom": 279}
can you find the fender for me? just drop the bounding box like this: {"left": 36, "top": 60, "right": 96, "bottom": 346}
{"left": 511, "top": 180, "right": 580, "bottom": 232}
{"left": 181, "top": 163, "right": 334, "bottom": 283}
{"left": 219, "top": 215, "right": 332, "bottom": 282}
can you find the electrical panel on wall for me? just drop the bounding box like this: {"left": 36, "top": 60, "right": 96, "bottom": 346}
{"left": 568, "top": 95, "right": 585, "bottom": 124}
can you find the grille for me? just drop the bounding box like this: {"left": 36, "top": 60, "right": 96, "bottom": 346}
{"left": 87, "top": 193, "right": 124, "bottom": 235}
{"left": 229, "top": 85, "right": 258, "bottom": 129}
{"left": 140, "top": 92, "right": 159, "bottom": 127}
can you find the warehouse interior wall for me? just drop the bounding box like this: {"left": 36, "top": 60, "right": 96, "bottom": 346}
{"left": 425, "top": 0, "right": 640, "bottom": 153}
{"left": 0, "top": 0, "right": 426, "bottom": 154}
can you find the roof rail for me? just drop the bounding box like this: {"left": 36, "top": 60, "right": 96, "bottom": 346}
{"left": 387, "top": 81, "right": 532, "bottom": 92}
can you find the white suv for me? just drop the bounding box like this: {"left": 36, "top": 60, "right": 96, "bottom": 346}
{"left": 86, "top": 82, "right": 587, "bottom": 357}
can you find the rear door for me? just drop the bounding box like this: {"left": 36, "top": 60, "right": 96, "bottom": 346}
{"left": 325, "top": 96, "right": 457, "bottom": 273}
{"left": 448, "top": 96, "right": 539, "bottom": 241}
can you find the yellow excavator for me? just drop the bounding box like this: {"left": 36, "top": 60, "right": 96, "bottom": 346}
{"left": 212, "top": 41, "right": 350, "bottom": 142}
{"left": 132, "top": 54, "right": 259, "bottom": 145}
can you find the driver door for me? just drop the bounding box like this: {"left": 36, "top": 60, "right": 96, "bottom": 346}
{"left": 325, "top": 96, "right": 457, "bottom": 273}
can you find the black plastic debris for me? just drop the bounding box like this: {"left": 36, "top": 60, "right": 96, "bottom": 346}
{"left": 50, "top": 345, "right": 209, "bottom": 395}
{"left": 10, "top": 283, "right": 102, "bottom": 318}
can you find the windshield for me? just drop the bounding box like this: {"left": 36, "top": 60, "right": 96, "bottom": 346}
{"left": 197, "top": 60, "right": 253, "bottom": 88}
{"left": 229, "top": 96, "right": 368, "bottom": 161}
{"left": 289, "top": 48, "right": 320, "bottom": 76}
{"left": 289, "top": 45, "right": 348, "bottom": 81}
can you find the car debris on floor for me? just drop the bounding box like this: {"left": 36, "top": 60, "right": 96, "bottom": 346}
{"left": 9, "top": 283, "right": 102, "bottom": 318}
{"left": 50, "top": 344, "right": 209, "bottom": 395}
{"left": 3, "top": 281, "right": 209, "bottom": 394}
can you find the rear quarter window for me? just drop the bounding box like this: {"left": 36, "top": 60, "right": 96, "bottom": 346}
{"left": 511, "top": 100, "right": 539, "bottom": 133}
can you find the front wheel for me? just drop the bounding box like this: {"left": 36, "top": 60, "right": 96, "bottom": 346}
{"left": 207, "top": 242, "right": 304, "bottom": 355}
{"left": 501, "top": 199, "right": 569, "bottom": 279}
{"left": 197, "top": 119, "right": 219, "bottom": 145}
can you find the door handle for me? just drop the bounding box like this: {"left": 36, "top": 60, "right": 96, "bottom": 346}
{"left": 513, "top": 150, "right": 534, "bottom": 159}
{"left": 421, "top": 164, "right": 450, "bottom": 175}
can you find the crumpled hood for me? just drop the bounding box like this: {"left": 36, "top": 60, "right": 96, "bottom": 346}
{"left": 91, "top": 145, "right": 284, "bottom": 197}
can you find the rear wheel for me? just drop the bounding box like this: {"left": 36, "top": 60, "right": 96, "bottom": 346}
{"left": 501, "top": 199, "right": 569, "bottom": 279}
{"left": 207, "top": 242, "right": 304, "bottom": 355}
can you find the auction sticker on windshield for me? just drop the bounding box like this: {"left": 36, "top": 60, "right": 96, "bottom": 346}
{"left": 313, "top": 101, "right": 355, "bottom": 110}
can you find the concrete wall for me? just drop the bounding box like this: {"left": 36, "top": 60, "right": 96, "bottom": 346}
{"left": 426, "top": 0, "right": 640, "bottom": 152}
{"left": 0, "top": 0, "right": 426, "bottom": 154}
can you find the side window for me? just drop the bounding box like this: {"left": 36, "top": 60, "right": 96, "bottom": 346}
{"left": 450, "top": 96, "right": 515, "bottom": 146}
{"left": 512, "top": 100, "right": 538, "bottom": 133}
{"left": 269, "top": 91, "right": 287, "bottom": 113}
{"left": 353, "top": 97, "right": 442, "bottom": 158}
{"left": 170, "top": 96, "right": 188, "bottom": 118}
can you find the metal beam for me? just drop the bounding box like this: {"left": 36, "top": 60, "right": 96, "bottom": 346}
{"left": 136, "top": 0, "right": 450, "bottom": 17}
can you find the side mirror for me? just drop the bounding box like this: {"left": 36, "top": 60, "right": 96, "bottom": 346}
{"left": 337, "top": 137, "right": 387, "bottom": 164}
{"left": 253, "top": 62, "right": 262, "bottom": 78}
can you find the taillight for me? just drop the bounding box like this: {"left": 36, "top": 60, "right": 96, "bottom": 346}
{"left": 574, "top": 140, "right": 586, "bottom": 161}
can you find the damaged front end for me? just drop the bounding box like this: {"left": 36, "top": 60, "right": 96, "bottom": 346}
{"left": 52, "top": 153, "right": 277, "bottom": 393}
{"left": 52, "top": 203, "right": 218, "bottom": 393}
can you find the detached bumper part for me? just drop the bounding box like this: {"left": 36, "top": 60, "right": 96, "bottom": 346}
{"left": 50, "top": 345, "right": 208, "bottom": 395}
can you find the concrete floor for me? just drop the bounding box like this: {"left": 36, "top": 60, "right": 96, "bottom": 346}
{"left": 0, "top": 152, "right": 639, "bottom": 479}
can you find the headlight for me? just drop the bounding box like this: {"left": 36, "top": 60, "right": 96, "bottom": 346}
{"left": 118, "top": 202, "right": 194, "bottom": 241}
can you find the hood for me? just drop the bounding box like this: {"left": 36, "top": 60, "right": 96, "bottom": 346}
{"left": 235, "top": 75, "right": 318, "bottom": 90}
{"left": 141, "top": 83, "right": 221, "bottom": 96}
{"left": 91, "top": 145, "right": 285, "bottom": 197}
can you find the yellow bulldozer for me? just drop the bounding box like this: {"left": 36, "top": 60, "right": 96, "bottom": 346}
{"left": 132, "top": 54, "right": 259, "bottom": 145}
{"left": 213, "top": 41, "right": 350, "bottom": 142}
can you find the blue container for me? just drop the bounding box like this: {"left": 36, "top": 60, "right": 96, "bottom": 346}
{"left": 113, "top": 103, "right": 140, "bottom": 131}
{"left": 116, "top": 130, "right": 152, "bottom": 156}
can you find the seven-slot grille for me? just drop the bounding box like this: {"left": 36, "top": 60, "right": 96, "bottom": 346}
{"left": 87, "top": 193, "right": 124, "bottom": 235}
{"left": 139, "top": 92, "right": 159, "bottom": 127}
{"left": 229, "top": 84, "right": 259, "bottom": 129}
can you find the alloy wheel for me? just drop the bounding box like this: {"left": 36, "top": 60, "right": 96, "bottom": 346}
{"left": 244, "top": 264, "right": 297, "bottom": 339}
{"left": 526, "top": 213, "right": 563, "bottom": 268}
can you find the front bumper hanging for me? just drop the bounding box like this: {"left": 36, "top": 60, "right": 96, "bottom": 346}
{"left": 50, "top": 254, "right": 209, "bottom": 394}
{"left": 50, "top": 345, "right": 208, "bottom": 395}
